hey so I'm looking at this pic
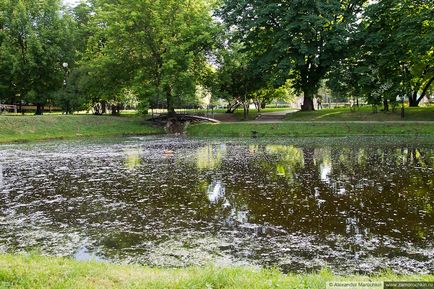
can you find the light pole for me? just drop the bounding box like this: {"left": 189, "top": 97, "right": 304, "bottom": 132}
{"left": 396, "top": 95, "right": 404, "bottom": 119}
{"left": 62, "top": 62, "right": 69, "bottom": 114}
{"left": 401, "top": 95, "right": 404, "bottom": 119}
{"left": 400, "top": 63, "right": 409, "bottom": 119}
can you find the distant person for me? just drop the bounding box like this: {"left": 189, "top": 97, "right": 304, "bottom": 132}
{"left": 317, "top": 99, "right": 322, "bottom": 110}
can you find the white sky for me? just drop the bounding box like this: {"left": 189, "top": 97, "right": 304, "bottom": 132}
{"left": 62, "top": 0, "right": 82, "bottom": 7}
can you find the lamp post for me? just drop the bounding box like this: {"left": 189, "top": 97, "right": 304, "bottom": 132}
{"left": 62, "top": 62, "right": 69, "bottom": 114}
{"left": 396, "top": 96, "right": 404, "bottom": 119}
{"left": 400, "top": 63, "right": 409, "bottom": 119}
{"left": 401, "top": 95, "right": 405, "bottom": 119}
{"left": 62, "top": 62, "right": 68, "bottom": 88}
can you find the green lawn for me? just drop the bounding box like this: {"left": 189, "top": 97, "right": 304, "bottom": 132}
{"left": 172, "top": 107, "right": 294, "bottom": 121}
{"left": 285, "top": 106, "right": 434, "bottom": 121}
{"left": 187, "top": 122, "right": 434, "bottom": 137}
{"left": 0, "top": 115, "right": 163, "bottom": 143}
{"left": 0, "top": 254, "right": 432, "bottom": 289}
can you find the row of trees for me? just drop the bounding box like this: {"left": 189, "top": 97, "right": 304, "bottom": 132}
{"left": 0, "top": 0, "right": 432, "bottom": 115}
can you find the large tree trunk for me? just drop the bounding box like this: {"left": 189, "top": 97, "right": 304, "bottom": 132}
{"left": 35, "top": 103, "right": 44, "bottom": 115}
{"left": 301, "top": 90, "right": 315, "bottom": 111}
{"left": 409, "top": 90, "right": 419, "bottom": 107}
{"left": 101, "top": 101, "right": 108, "bottom": 114}
{"left": 408, "top": 76, "right": 434, "bottom": 107}
{"left": 166, "top": 88, "right": 176, "bottom": 117}
{"left": 65, "top": 100, "right": 72, "bottom": 115}
{"left": 226, "top": 100, "right": 241, "bottom": 113}
{"left": 243, "top": 102, "right": 248, "bottom": 120}
{"left": 111, "top": 104, "right": 120, "bottom": 115}
{"left": 383, "top": 99, "right": 389, "bottom": 111}
{"left": 254, "top": 100, "right": 261, "bottom": 112}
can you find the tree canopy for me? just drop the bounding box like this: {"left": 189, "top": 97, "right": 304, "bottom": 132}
{"left": 0, "top": 0, "right": 432, "bottom": 114}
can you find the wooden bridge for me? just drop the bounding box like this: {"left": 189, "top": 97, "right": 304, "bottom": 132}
{"left": 149, "top": 114, "right": 220, "bottom": 124}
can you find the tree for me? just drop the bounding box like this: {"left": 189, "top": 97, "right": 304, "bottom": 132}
{"left": 361, "top": 0, "right": 434, "bottom": 107}
{"left": 85, "top": 0, "right": 219, "bottom": 116}
{"left": 0, "top": 0, "right": 72, "bottom": 114}
{"left": 214, "top": 43, "right": 262, "bottom": 119}
{"left": 329, "top": 0, "right": 434, "bottom": 108}
{"left": 220, "top": 0, "right": 366, "bottom": 111}
{"left": 251, "top": 80, "right": 294, "bottom": 111}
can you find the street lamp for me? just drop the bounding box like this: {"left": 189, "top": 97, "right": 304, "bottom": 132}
{"left": 62, "top": 62, "right": 68, "bottom": 88}
{"left": 396, "top": 95, "right": 404, "bottom": 119}
{"left": 62, "top": 62, "right": 69, "bottom": 114}
{"left": 400, "top": 63, "right": 409, "bottom": 119}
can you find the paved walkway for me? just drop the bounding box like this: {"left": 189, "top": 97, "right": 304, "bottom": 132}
{"left": 226, "top": 120, "right": 434, "bottom": 124}
{"left": 200, "top": 109, "right": 434, "bottom": 124}
{"left": 254, "top": 109, "right": 297, "bottom": 122}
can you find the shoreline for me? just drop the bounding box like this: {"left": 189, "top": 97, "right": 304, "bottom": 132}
{"left": 0, "top": 254, "right": 432, "bottom": 289}
{"left": 2, "top": 115, "right": 434, "bottom": 144}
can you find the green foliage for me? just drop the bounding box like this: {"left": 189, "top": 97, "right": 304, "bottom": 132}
{"left": 0, "top": 0, "right": 72, "bottom": 113}
{"left": 213, "top": 42, "right": 261, "bottom": 112}
{"left": 82, "top": 0, "right": 220, "bottom": 115}
{"left": 220, "top": 0, "right": 367, "bottom": 111}
{"left": 328, "top": 0, "right": 434, "bottom": 107}
{"left": 1, "top": 0, "right": 432, "bottom": 114}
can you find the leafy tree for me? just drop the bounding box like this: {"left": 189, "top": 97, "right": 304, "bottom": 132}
{"left": 0, "top": 0, "right": 72, "bottom": 114}
{"left": 251, "top": 80, "right": 294, "bottom": 111}
{"left": 220, "top": 0, "right": 366, "bottom": 111}
{"left": 361, "top": 0, "right": 434, "bottom": 107}
{"left": 85, "top": 0, "right": 219, "bottom": 116}
{"left": 213, "top": 43, "right": 262, "bottom": 119}
{"left": 329, "top": 0, "right": 434, "bottom": 108}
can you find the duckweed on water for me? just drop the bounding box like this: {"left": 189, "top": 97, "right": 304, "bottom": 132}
{"left": 0, "top": 136, "right": 433, "bottom": 275}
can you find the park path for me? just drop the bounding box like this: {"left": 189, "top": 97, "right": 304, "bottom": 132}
{"left": 253, "top": 109, "right": 298, "bottom": 122}
{"left": 207, "top": 110, "right": 434, "bottom": 124}
{"left": 237, "top": 120, "right": 434, "bottom": 124}
{"left": 212, "top": 109, "right": 298, "bottom": 123}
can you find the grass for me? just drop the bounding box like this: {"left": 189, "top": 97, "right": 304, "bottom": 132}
{"left": 0, "top": 254, "right": 432, "bottom": 289}
{"left": 2, "top": 107, "right": 434, "bottom": 142}
{"left": 0, "top": 115, "right": 163, "bottom": 143}
{"left": 172, "top": 107, "right": 295, "bottom": 121}
{"left": 285, "top": 106, "right": 434, "bottom": 121}
{"left": 187, "top": 122, "right": 434, "bottom": 137}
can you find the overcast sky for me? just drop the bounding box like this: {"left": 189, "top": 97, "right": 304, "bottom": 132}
{"left": 62, "top": 0, "right": 82, "bottom": 7}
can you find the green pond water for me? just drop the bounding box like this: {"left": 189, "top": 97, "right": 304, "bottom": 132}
{"left": 0, "top": 136, "right": 432, "bottom": 274}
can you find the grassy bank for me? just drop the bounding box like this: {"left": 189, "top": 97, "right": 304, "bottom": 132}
{"left": 0, "top": 115, "right": 163, "bottom": 143}
{"left": 187, "top": 122, "right": 434, "bottom": 137}
{"left": 285, "top": 106, "right": 434, "bottom": 121}
{"left": 0, "top": 254, "right": 432, "bottom": 289}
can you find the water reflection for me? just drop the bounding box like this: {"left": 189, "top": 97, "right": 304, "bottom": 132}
{"left": 207, "top": 181, "right": 225, "bottom": 204}
{"left": 196, "top": 144, "right": 226, "bottom": 170}
{"left": 125, "top": 148, "right": 142, "bottom": 169}
{"left": 264, "top": 145, "right": 304, "bottom": 179}
{"left": 0, "top": 164, "right": 3, "bottom": 189}
{"left": 0, "top": 137, "right": 432, "bottom": 274}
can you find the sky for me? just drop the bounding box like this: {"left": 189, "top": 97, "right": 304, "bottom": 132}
{"left": 62, "top": 0, "right": 82, "bottom": 7}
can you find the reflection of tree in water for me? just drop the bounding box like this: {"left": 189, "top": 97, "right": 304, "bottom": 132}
{"left": 195, "top": 144, "right": 227, "bottom": 170}
{"left": 264, "top": 145, "right": 304, "bottom": 178}
{"left": 0, "top": 140, "right": 432, "bottom": 272}
{"left": 247, "top": 144, "right": 433, "bottom": 241}
{"left": 124, "top": 148, "right": 142, "bottom": 170}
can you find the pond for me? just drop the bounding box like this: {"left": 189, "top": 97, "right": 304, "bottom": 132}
{"left": 0, "top": 136, "right": 433, "bottom": 274}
